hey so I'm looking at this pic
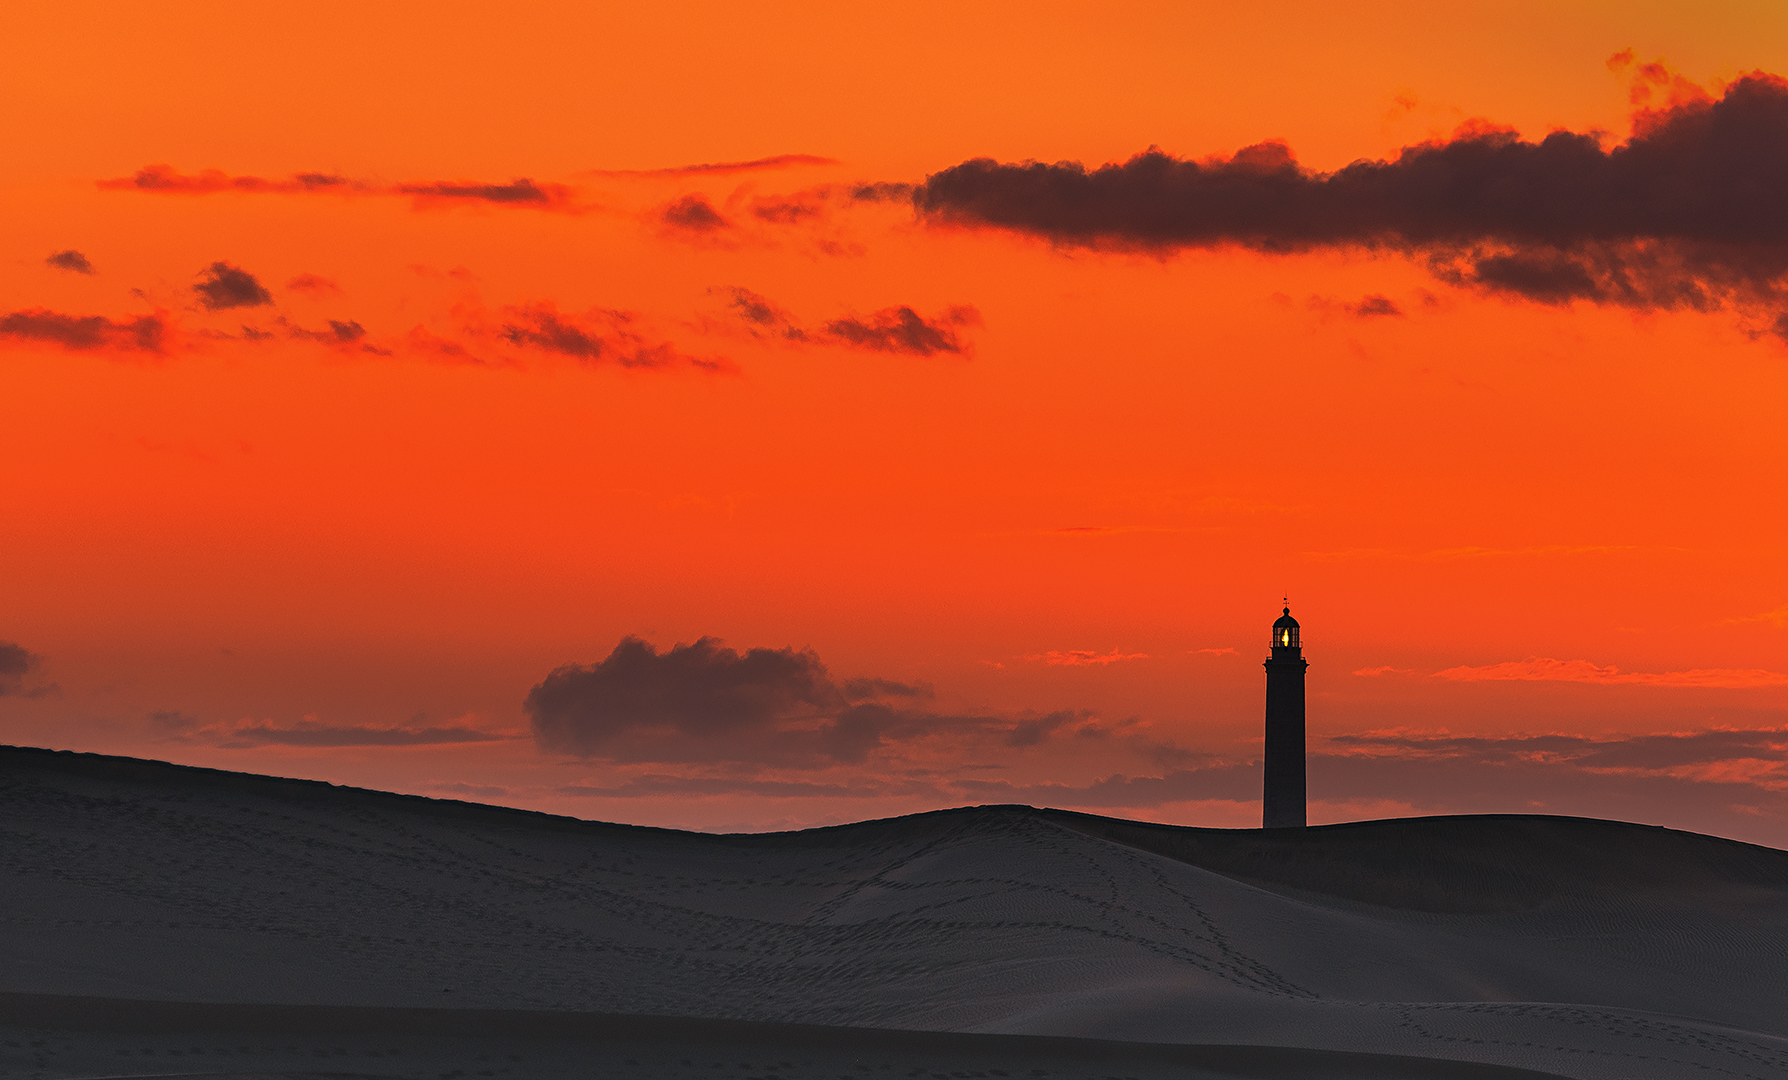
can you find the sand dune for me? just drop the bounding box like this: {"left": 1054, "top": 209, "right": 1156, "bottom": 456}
{"left": 3, "top": 746, "right": 1786, "bottom": 1080}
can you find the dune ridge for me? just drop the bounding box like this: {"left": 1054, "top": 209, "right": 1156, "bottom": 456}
{"left": 3, "top": 745, "right": 1786, "bottom": 1080}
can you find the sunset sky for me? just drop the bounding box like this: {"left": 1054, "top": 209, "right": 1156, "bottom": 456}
{"left": 5, "top": 1, "right": 1788, "bottom": 843}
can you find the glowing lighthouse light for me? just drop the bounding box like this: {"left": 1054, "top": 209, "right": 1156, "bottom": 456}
{"left": 1263, "top": 601, "right": 1307, "bottom": 829}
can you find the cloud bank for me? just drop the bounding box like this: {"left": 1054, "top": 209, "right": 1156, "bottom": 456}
{"left": 1434, "top": 657, "right": 1788, "bottom": 688}
{"left": 915, "top": 70, "right": 1788, "bottom": 336}
{"left": 1025, "top": 649, "right": 1151, "bottom": 666}
{"left": 1, "top": 310, "right": 166, "bottom": 353}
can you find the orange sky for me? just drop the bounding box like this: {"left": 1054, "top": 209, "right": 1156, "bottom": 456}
{"left": 4, "top": 1, "right": 1788, "bottom": 842}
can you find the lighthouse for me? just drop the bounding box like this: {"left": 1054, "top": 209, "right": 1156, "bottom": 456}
{"left": 1263, "top": 603, "right": 1307, "bottom": 829}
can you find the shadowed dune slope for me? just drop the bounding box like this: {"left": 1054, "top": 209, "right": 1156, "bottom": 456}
{"left": 3, "top": 746, "right": 1787, "bottom": 1080}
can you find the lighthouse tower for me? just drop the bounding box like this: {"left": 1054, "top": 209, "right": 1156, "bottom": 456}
{"left": 1263, "top": 603, "right": 1307, "bottom": 829}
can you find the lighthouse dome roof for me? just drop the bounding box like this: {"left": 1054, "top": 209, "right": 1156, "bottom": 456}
{"left": 1273, "top": 606, "right": 1299, "bottom": 629}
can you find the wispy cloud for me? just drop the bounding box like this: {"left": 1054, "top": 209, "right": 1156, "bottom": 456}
{"left": 397, "top": 178, "right": 575, "bottom": 210}
{"left": 1324, "top": 726, "right": 1788, "bottom": 793}
{"left": 202, "top": 717, "right": 516, "bottom": 748}
{"left": 1304, "top": 544, "right": 1646, "bottom": 562}
{"left": 99, "top": 165, "right": 358, "bottom": 194}
{"left": 1434, "top": 657, "right": 1788, "bottom": 688}
{"left": 99, "top": 165, "right": 580, "bottom": 212}
{"left": 1024, "top": 648, "right": 1151, "bottom": 667}
{"left": 585, "top": 154, "right": 837, "bottom": 178}
{"left": 285, "top": 273, "right": 340, "bottom": 296}
{"left": 1728, "top": 604, "right": 1788, "bottom": 629}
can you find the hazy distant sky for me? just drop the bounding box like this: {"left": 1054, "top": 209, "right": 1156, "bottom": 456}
{"left": 4, "top": 1, "right": 1787, "bottom": 842}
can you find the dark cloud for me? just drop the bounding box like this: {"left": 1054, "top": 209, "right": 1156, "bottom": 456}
{"left": 499, "top": 302, "right": 730, "bottom": 371}
{"left": 500, "top": 305, "right": 607, "bottom": 359}
{"left": 661, "top": 194, "right": 731, "bottom": 233}
{"left": 0, "top": 309, "right": 165, "bottom": 352}
{"left": 282, "top": 317, "right": 368, "bottom": 345}
{"left": 396, "top": 179, "right": 572, "bottom": 208}
{"left": 45, "top": 250, "right": 94, "bottom": 274}
{"left": 751, "top": 193, "right": 827, "bottom": 224}
{"left": 525, "top": 636, "right": 1095, "bottom": 766}
{"left": 848, "top": 182, "right": 916, "bottom": 203}
{"left": 98, "top": 165, "right": 354, "bottom": 194}
{"left": 588, "top": 154, "right": 836, "bottom": 178}
{"left": 1348, "top": 294, "right": 1402, "bottom": 317}
{"left": 528, "top": 636, "right": 851, "bottom": 763}
{"left": 724, "top": 287, "right": 808, "bottom": 341}
{"left": 718, "top": 289, "right": 981, "bottom": 355}
{"left": 194, "top": 262, "right": 272, "bottom": 310}
{"left": 0, "top": 642, "right": 51, "bottom": 698}
{"left": 823, "top": 305, "right": 981, "bottom": 356}
{"left": 915, "top": 73, "right": 1788, "bottom": 336}
{"left": 0, "top": 644, "right": 35, "bottom": 678}
{"left": 213, "top": 721, "right": 510, "bottom": 748}
{"left": 97, "top": 165, "right": 573, "bottom": 211}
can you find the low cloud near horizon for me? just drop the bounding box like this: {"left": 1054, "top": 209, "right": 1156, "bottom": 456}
{"left": 1352, "top": 657, "right": 1788, "bottom": 688}
{"left": 194, "top": 717, "right": 514, "bottom": 749}
{"left": 542, "top": 721, "right": 1788, "bottom": 840}
{"left": 0, "top": 642, "right": 41, "bottom": 696}
{"left": 525, "top": 635, "right": 1127, "bottom": 767}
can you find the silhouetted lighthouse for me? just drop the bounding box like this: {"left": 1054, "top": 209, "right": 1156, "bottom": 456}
{"left": 1263, "top": 603, "right": 1307, "bottom": 829}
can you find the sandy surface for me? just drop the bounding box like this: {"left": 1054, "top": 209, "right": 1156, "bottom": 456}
{"left": 3, "top": 746, "right": 1786, "bottom": 1079}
